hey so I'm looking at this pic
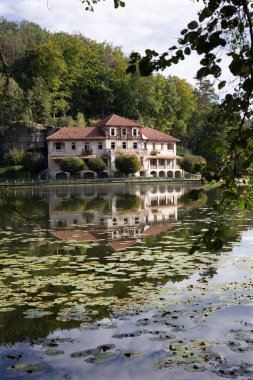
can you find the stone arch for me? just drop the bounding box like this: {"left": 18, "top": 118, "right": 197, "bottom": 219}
{"left": 159, "top": 171, "right": 166, "bottom": 178}
{"left": 150, "top": 171, "right": 157, "bottom": 177}
{"left": 167, "top": 171, "right": 174, "bottom": 178}
{"left": 175, "top": 170, "right": 182, "bottom": 178}
{"left": 83, "top": 170, "right": 96, "bottom": 179}
{"left": 55, "top": 171, "right": 68, "bottom": 180}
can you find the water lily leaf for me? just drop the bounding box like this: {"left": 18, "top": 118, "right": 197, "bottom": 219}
{"left": 6, "top": 363, "right": 46, "bottom": 373}
{"left": 44, "top": 349, "right": 64, "bottom": 356}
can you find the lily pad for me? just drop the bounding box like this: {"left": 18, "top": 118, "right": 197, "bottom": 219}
{"left": 6, "top": 363, "right": 46, "bottom": 373}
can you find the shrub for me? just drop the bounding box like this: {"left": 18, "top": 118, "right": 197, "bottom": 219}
{"left": 60, "top": 157, "right": 85, "bottom": 174}
{"left": 5, "top": 148, "right": 25, "bottom": 165}
{"left": 22, "top": 152, "right": 47, "bottom": 174}
{"left": 87, "top": 157, "right": 106, "bottom": 173}
{"left": 179, "top": 155, "right": 206, "bottom": 173}
{"left": 115, "top": 154, "right": 141, "bottom": 176}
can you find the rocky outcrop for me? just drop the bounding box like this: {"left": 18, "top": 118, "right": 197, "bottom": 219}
{"left": 0, "top": 123, "right": 59, "bottom": 157}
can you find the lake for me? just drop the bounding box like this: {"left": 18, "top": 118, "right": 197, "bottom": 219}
{"left": 0, "top": 184, "right": 252, "bottom": 379}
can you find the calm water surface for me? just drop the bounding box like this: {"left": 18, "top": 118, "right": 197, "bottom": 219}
{"left": 0, "top": 184, "right": 252, "bottom": 379}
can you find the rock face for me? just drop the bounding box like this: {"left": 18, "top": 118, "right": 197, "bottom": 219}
{"left": 0, "top": 123, "right": 58, "bottom": 157}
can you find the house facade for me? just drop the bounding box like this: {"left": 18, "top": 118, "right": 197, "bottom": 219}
{"left": 47, "top": 114, "right": 183, "bottom": 179}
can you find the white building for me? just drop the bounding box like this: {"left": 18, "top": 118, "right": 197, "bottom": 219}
{"left": 47, "top": 114, "right": 183, "bottom": 179}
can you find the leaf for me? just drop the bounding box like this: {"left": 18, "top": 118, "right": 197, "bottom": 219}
{"left": 218, "top": 81, "right": 226, "bottom": 90}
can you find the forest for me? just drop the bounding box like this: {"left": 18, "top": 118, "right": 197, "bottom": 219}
{"left": 0, "top": 17, "right": 221, "bottom": 160}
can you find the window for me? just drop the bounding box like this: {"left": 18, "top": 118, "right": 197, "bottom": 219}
{"left": 110, "top": 128, "right": 115, "bottom": 136}
{"left": 144, "top": 143, "right": 147, "bottom": 149}
{"left": 161, "top": 143, "right": 163, "bottom": 150}
{"left": 71, "top": 142, "right": 76, "bottom": 150}
{"left": 135, "top": 217, "right": 139, "bottom": 224}
{"left": 111, "top": 142, "right": 115, "bottom": 149}
{"left": 98, "top": 142, "right": 103, "bottom": 150}
{"left": 167, "top": 143, "right": 174, "bottom": 150}
{"left": 121, "top": 128, "right": 126, "bottom": 136}
{"left": 124, "top": 218, "right": 128, "bottom": 225}
{"left": 55, "top": 142, "right": 62, "bottom": 151}
{"left": 132, "top": 128, "right": 137, "bottom": 136}
{"left": 122, "top": 142, "right": 127, "bottom": 149}
{"left": 84, "top": 142, "right": 90, "bottom": 150}
{"left": 113, "top": 218, "right": 117, "bottom": 226}
{"left": 133, "top": 142, "right": 137, "bottom": 149}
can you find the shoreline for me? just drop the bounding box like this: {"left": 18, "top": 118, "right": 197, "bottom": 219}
{"left": 0, "top": 177, "right": 202, "bottom": 188}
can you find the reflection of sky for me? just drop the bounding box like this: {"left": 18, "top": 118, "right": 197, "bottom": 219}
{"left": 233, "top": 228, "right": 253, "bottom": 257}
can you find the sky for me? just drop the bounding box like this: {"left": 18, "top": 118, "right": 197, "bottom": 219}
{"left": 0, "top": 0, "right": 204, "bottom": 83}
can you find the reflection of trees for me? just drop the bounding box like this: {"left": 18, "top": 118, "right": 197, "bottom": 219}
{"left": 116, "top": 194, "right": 142, "bottom": 211}
{"left": 86, "top": 197, "right": 108, "bottom": 212}
{"left": 0, "top": 189, "right": 48, "bottom": 227}
{"left": 58, "top": 197, "right": 87, "bottom": 213}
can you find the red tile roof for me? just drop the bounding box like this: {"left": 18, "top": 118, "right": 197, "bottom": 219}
{"left": 93, "top": 114, "right": 140, "bottom": 128}
{"left": 51, "top": 229, "right": 98, "bottom": 241}
{"left": 47, "top": 126, "right": 105, "bottom": 141}
{"left": 140, "top": 127, "right": 180, "bottom": 142}
{"left": 47, "top": 114, "right": 180, "bottom": 142}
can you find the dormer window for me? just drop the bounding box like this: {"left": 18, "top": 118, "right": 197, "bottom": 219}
{"left": 121, "top": 128, "right": 126, "bottom": 136}
{"left": 132, "top": 128, "right": 137, "bottom": 136}
{"left": 110, "top": 128, "right": 115, "bottom": 136}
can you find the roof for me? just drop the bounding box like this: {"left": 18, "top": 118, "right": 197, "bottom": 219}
{"left": 93, "top": 114, "right": 140, "bottom": 128}
{"left": 140, "top": 127, "right": 180, "bottom": 142}
{"left": 47, "top": 126, "right": 105, "bottom": 141}
{"left": 51, "top": 229, "right": 98, "bottom": 241}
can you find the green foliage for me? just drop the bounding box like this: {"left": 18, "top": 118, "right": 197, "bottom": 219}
{"left": 0, "top": 165, "right": 28, "bottom": 180}
{"left": 87, "top": 157, "right": 106, "bottom": 173}
{"left": 4, "top": 148, "right": 25, "bottom": 165}
{"left": 116, "top": 194, "right": 142, "bottom": 211}
{"left": 56, "top": 116, "right": 75, "bottom": 128}
{"left": 177, "top": 146, "right": 192, "bottom": 157}
{"left": 179, "top": 155, "right": 206, "bottom": 174}
{"left": 60, "top": 157, "right": 85, "bottom": 174}
{"left": 22, "top": 152, "right": 47, "bottom": 174}
{"left": 115, "top": 154, "right": 141, "bottom": 176}
{"left": 75, "top": 112, "right": 85, "bottom": 127}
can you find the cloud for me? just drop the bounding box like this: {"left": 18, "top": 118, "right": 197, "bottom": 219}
{"left": 2, "top": 0, "right": 203, "bottom": 82}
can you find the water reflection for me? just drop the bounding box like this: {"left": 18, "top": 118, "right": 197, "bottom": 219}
{"left": 48, "top": 185, "right": 188, "bottom": 250}
{"left": 0, "top": 185, "right": 253, "bottom": 380}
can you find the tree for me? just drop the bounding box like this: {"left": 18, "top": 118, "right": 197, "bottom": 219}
{"left": 60, "top": 157, "right": 85, "bottom": 174}
{"left": 115, "top": 154, "right": 141, "bottom": 176}
{"left": 22, "top": 152, "right": 47, "bottom": 174}
{"left": 87, "top": 157, "right": 106, "bottom": 173}
{"left": 179, "top": 155, "right": 206, "bottom": 174}
{"left": 82, "top": 0, "right": 252, "bottom": 208}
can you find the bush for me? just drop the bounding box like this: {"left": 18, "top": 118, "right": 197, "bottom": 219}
{"left": 60, "top": 157, "right": 85, "bottom": 174}
{"left": 115, "top": 154, "right": 141, "bottom": 176}
{"left": 179, "top": 155, "right": 206, "bottom": 173}
{"left": 5, "top": 148, "right": 25, "bottom": 165}
{"left": 22, "top": 152, "right": 47, "bottom": 174}
{"left": 87, "top": 157, "right": 106, "bottom": 173}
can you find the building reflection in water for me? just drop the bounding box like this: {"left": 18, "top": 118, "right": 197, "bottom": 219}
{"left": 49, "top": 185, "right": 188, "bottom": 251}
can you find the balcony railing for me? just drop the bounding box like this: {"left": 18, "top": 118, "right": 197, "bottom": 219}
{"left": 82, "top": 149, "right": 93, "bottom": 155}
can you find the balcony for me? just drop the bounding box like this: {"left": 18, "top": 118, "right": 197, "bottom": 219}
{"left": 82, "top": 149, "right": 93, "bottom": 155}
